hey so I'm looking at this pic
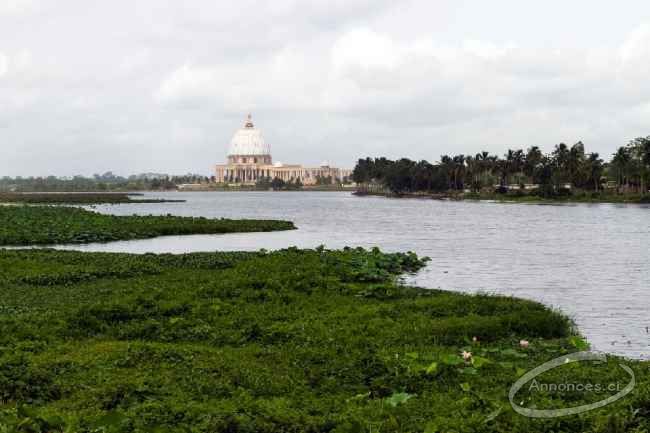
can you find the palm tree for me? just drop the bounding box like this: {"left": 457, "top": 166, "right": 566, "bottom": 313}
{"left": 414, "top": 160, "right": 434, "bottom": 191}
{"left": 511, "top": 149, "right": 525, "bottom": 186}
{"left": 524, "top": 146, "right": 543, "bottom": 184}
{"left": 611, "top": 146, "right": 631, "bottom": 193}
{"left": 499, "top": 149, "right": 518, "bottom": 188}
{"left": 452, "top": 155, "right": 466, "bottom": 190}
{"left": 567, "top": 142, "right": 586, "bottom": 187}
{"left": 440, "top": 155, "right": 454, "bottom": 190}
{"left": 629, "top": 137, "right": 650, "bottom": 193}
{"left": 475, "top": 151, "right": 492, "bottom": 189}
{"left": 465, "top": 155, "right": 478, "bottom": 191}
{"left": 586, "top": 153, "right": 604, "bottom": 191}
{"left": 552, "top": 143, "right": 570, "bottom": 188}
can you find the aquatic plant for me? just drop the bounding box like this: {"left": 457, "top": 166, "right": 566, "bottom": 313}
{"left": 0, "top": 247, "right": 647, "bottom": 432}
{"left": 0, "top": 206, "right": 295, "bottom": 246}
{"left": 0, "top": 192, "right": 183, "bottom": 204}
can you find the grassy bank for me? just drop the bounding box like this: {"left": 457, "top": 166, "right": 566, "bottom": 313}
{"left": 355, "top": 190, "right": 650, "bottom": 204}
{"left": 0, "top": 192, "right": 185, "bottom": 205}
{"left": 0, "top": 247, "right": 648, "bottom": 432}
{"left": 464, "top": 191, "right": 650, "bottom": 204}
{"left": 0, "top": 206, "right": 295, "bottom": 246}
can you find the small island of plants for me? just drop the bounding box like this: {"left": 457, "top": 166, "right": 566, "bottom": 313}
{"left": 0, "top": 192, "right": 185, "bottom": 205}
{"left": 0, "top": 206, "right": 295, "bottom": 246}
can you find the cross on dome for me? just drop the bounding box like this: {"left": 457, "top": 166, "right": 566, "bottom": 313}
{"left": 244, "top": 113, "right": 254, "bottom": 128}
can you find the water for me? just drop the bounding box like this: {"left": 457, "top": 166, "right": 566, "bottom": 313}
{"left": 54, "top": 191, "right": 650, "bottom": 359}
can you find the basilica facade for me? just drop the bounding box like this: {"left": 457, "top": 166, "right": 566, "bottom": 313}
{"left": 214, "top": 114, "right": 351, "bottom": 185}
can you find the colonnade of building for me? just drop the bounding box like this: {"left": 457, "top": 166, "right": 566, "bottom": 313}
{"left": 214, "top": 164, "right": 351, "bottom": 185}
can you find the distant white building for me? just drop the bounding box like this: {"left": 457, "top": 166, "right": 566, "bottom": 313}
{"left": 214, "top": 114, "right": 351, "bottom": 185}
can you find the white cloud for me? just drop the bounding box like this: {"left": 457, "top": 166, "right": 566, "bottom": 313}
{"left": 154, "top": 64, "right": 215, "bottom": 104}
{"left": 619, "top": 23, "right": 650, "bottom": 63}
{"left": 618, "top": 23, "right": 650, "bottom": 86}
{"left": 462, "top": 40, "right": 517, "bottom": 60}
{"left": 3, "top": 1, "right": 650, "bottom": 176}
{"left": 331, "top": 28, "right": 401, "bottom": 73}
{"left": 0, "top": 0, "right": 36, "bottom": 16}
{"left": 152, "top": 20, "right": 650, "bottom": 144}
{"left": 0, "top": 53, "right": 7, "bottom": 77}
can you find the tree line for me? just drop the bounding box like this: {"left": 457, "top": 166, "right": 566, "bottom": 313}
{"left": 1, "top": 172, "right": 353, "bottom": 192}
{"left": 0, "top": 172, "right": 213, "bottom": 192}
{"left": 352, "top": 137, "right": 650, "bottom": 197}
{"left": 254, "top": 176, "right": 304, "bottom": 191}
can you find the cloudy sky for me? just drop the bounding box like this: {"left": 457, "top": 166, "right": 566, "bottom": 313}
{"left": 1, "top": 0, "right": 650, "bottom": 176}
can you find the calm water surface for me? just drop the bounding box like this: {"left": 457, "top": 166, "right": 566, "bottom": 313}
{"left": 55, "top": 191, "right": 650, "bottom": 359}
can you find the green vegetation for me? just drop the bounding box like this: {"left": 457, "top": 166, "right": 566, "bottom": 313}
{"left": 0, "top": 193, "right": 184, "bottom": 205}
{"left": 464, "top": 190, "right": 650, "bottom": 204}
{"left": 253, "top": 176, "right": 353, "bottom": 191}
{"left": 0, "top": 206, "right": 295, "bottom": 246}
{"left": 0, "top": 247, "right": 647, "bottom": 432}
{"left": 0, "top": 173, "right": 211, "bottom": 193}
{"left": 353, "top": 136, "right": 650, "bottom": 201}
{"left": 0, "top": 173, "right": 355, "bottom": 194}
{"left": 255, "top": 177, "right": 304, "bottom": 191}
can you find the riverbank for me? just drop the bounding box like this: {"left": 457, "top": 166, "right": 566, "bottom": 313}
{"left": 354, "top": 190, "right": 650, "bottom": 204}
{"left": 0, "top": 192, "right": 185, "bottom": 204}
{"left": 179, "top": 185, "right": 357, "bottom": 192}
{"left": 0, "top": 247, "right": 647, "bottom": 432}
{"left": 0, "top": 206, "right": 295, "bottom": 246}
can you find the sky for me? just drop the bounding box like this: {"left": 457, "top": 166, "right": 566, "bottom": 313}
{"left": 1, "top": 0, "right": 650, "bottom": 177}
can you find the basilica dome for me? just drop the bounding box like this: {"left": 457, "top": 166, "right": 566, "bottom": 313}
{"left": 214, "top": 113, "right": 350, "bottom": 185}
{"left": 227, "top": 114, "right": 271, "bottom": 157}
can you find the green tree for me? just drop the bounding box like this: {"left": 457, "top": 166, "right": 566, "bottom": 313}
{"left": 611, "top": 146, "right": 632, "bottom": 192}
{"left": 567, "top": 142, "right": 586, "bottom": 187}
{"left": 256, "top": 176, "right": 272, "bottom": 190}
{"left": 524, "top": 146, "right": 543, "bottom": 183}
{"left": 270, "top": 177, "right": 286, "bottom": 191}
{"left": 552, "top": 143, "right": 570, "bottom": 185}
{"left": 585, "top": 153, "right": 604, "bottom": 191}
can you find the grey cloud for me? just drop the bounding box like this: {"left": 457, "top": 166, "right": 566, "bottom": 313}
{"left": 1, "top": 0, "right": 650, "bottom": 176}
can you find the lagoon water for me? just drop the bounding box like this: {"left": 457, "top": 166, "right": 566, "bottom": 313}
{"left": 54, "top": 191, "right": 649, "bottom": 359}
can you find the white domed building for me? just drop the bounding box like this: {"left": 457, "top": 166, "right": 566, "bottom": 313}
{"left": 214, "top": 114, "right": 351, "bottom": 186}
{"left": 226, "top": 115, "right": 272, "bottom": 166}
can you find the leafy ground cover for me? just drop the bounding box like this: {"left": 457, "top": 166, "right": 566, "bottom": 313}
{"left": 0, "top": 247, "right": 648, "bottom": 432}
{"left": 0, "top": 206, "right": 296, "bottom": 246}
{"left": 0, "top": 193, "right": 184, "bottom": 204}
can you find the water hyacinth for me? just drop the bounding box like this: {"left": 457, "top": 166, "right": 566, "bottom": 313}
{"left": 0, "top": 246, "right": 645, "bottom": 432}
{"left": 0, "top": 206, "right": 296, "bottom": 246}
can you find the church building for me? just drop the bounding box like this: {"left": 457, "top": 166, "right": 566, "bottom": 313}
{"left": 214, "top": 114, "right": 351, "bottom": 185}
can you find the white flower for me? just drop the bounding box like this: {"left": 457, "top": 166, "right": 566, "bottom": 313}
{"left": 472, "top": 336, "right": 478, "bottom": 343}
{"left": 519, "top": 340, "right": 530, "bottom": 349}
{"left": 462, "top": 350, "right": 473, "bottom": 362}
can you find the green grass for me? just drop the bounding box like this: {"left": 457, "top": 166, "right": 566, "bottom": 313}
{"left": 463, "top": 191, "right": 650, "bottom": 204}
{"left": 0, "top": 206, "right": 296, "bottom": 246}
{"left": 0, "top": 247, "right": 647, "bottom": 432}
{"left": 0, "top": 193, "right": 185, "bottom": 205}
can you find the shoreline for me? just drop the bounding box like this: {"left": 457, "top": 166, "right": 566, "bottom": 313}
{"left": 0, "top": 192, "right": 185, "bottom": 204}
{"left": 353, "top": 190, "right": 650, "bottom": 204}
